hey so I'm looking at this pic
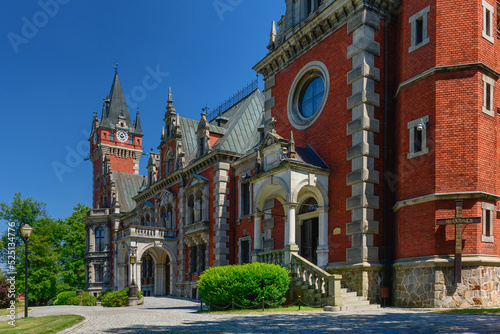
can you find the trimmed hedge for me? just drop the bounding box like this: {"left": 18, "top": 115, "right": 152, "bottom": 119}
{"left": 53, "top": 291, "right": 97, "bottom": 306}
{"left": 53, "top": 291, "right": 76, "bottom": 305}
{"left": 198, "top": 263, "right": 290, "bottom": 308}
{"left": 101, "top": 288, "right": 129, "bottom": 307}
{"left": 67, "top": 294, "right": 97, "bottom": 306}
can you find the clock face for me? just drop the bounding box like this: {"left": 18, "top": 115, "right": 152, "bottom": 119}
{"left": 117, "top": 130, "right": 128, "bottom": 142}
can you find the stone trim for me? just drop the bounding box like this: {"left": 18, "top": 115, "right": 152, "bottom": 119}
{"left": 408, "top": 6, "right": 430, "bottom": 53}
{"left": 394, "top": 62, "right": 500, "bottom": 98}
{"left": 345, "top": 9, "right": 381, "bottom": 263}
{"left": 407, "top": 115, "right": 429, "bottom": 159}
{"left": 482, "top": 0, "right": 495, "bottom": 44}
{"left": 393, "top": 255, "right": 500, "bottom": 268}
{"left": 482, "top": 202, "right": 495, "bottom": 243}
{"left": 482, "top": 74, "right": 495, "bottom": 117}
{"left": 393, "top": 191, "right": 500, "bottom": 212}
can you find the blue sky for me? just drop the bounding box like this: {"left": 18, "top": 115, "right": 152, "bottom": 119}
{"left": 0, "top": 1, "right": 285, "bottom": 227}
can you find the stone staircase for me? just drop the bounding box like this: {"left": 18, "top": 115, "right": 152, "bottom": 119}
{"left": 289, "top": 254, "right": 380, "bottom": 311}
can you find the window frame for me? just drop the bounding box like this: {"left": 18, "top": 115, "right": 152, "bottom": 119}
{"left": 287, "top": 61, "right": 329, "bottom": 130}
{"left": 407, "top": 115, "right": 429, "bottom": 159}
{"left": 408, "top": 6, "right": 430, "bottom": 53}
{"left": 482, "top": 202, "right": 495, "bottom": 243}
{"left": 483, "top": 0, "right": 495, "bottom": 43}
{"left": 483, "top": 74, "right": 495, "bottom": 116}
{"left": 95, "top": 227, "right": 105, "bottom": 252}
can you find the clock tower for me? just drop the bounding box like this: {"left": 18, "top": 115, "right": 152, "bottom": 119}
{"left": 89, "top": 70, "right": 144, "bottom": 209}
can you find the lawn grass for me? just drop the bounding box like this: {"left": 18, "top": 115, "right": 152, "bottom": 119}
{"left": 436, "top": 308, "right": 500, "bottom": 314}
{"left": 198, "top": 305, "right": 323, "bottom": 314}
{"left": 0, "top": 315, "right": 84, "bottom": 334}
{"left": 0, "top": 300, "right": 30, "bottom": 316}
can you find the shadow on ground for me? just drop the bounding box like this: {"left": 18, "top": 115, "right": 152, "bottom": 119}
{"left": 104, "top": 309, "right": 500, "bottom": 333}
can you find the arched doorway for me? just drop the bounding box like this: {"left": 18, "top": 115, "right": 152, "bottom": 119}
{"left": 298, "top": 198, "right": 319, "bottom": 265}
{"left": 141, "top": 252, "right": 154, "bottom": 296}
{"left": 138, "top": 246, "right": 172, "bottom": 296}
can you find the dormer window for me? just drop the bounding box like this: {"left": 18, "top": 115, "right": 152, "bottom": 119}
{"left": 306, "top": 0, "right": 322, "bottom": 15}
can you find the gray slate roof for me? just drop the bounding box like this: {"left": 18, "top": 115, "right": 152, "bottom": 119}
{"left": 100, "top": 73, "right": 143, "bottom": 136}
{"left": 112, "top": 171, "right": 145, "bottom": 213}
{"left": 178, "top": 89, "right": 264, "bottom": 165}
{"left": 295, "top": 145, "right": 329, "bottom": 169}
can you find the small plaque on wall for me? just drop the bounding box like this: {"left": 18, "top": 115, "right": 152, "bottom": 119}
{"left": 333, "top": 228, "right": 341, "bottom": 235}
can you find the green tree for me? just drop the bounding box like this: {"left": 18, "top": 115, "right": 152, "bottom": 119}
{"left": 0, "top": 194, "right": 89, "bottom": 305}
{"left": 59, "top": 204, "right": 89, "bottom": 289}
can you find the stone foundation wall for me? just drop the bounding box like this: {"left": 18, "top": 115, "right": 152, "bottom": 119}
{"left": 394, "top": 265, "right": 500, "bottom": 308}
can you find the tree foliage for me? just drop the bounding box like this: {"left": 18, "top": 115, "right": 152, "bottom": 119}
{"left": 0, "top": 193, "right": 89, "bottom": 306}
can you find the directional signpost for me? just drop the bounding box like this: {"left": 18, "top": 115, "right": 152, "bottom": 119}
{"left": 436, "top": 200, "right": 481, "bottom": 284}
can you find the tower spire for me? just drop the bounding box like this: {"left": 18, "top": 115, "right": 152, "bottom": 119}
{"left": 135, "top": 106, "right": 143, "bottom": 135}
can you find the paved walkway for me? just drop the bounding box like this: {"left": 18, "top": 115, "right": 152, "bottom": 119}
{"left": 23, "top": 297, "right": 500, "bottom": 333}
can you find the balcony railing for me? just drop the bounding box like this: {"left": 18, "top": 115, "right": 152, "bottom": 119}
{"left": 87, "top": 208, "right": 110, "bottom": 217}
{"left": 115, "top": 225, "right": 177, "bottom": 241}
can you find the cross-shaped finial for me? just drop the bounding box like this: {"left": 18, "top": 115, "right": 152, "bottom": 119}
{"left": 269, "top": 116, "right": 277, "bottom": 129}
{"left": 114, "top": 62, "right": 118, "bottom": 73}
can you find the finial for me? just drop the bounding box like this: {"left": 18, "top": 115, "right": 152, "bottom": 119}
{"left": 114, "top": 62, "right": 118, "bottom": 74}
{"left": 168, "top": 87, "right": 173, "bottom": 103}
{"left": 269, "top": 116, "right": 277, "bottom": 129}
{"left": 136, "top": 106, "right": 140, "bottom": 114}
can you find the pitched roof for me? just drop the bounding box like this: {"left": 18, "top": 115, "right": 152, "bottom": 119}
{"left": 295, "top": 145, "right": 329, "bottom": 169}
{"left": 177, "top": 89, "right": 264, "bottom": 165}
{"left": 211, "top": 89, "right": 264, "bottom": 154}
{"left": 112, "top": 171, "right": 145, "bottom": 213}
{"left": 100, "top": 73, "right": 141, "bottom": 135}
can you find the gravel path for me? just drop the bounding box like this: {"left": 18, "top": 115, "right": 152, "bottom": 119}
{"left": 18, "top": 296, "right": 500, "bottom": 333}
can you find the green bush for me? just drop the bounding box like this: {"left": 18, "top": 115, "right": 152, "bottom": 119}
{"left": 101, "top": 288, "right": 129, "bottom": 307}
{"left": 53, "top": 291, "right": 76, "bottom": 305}
{"left": 198, "top": 263, "right": 290, "bottom": 308}
{"left": 97, "top": 289, "right": 113, "bottom": 301}
{"left": 67, "top": 294, "right": 97, "bottom": 306}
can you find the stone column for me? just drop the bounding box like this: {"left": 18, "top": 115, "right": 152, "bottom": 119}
{"left": 89, "top": 225, "right": 95, "bottom": 252}
{"left": 285, "top": 204, "right": 297, "bottom": 245}
{"left": 213, "top": 162, "right": 231, "bottom": 266}
{"left": 317, "top": 207, "right": 329, "bottom": 267}
{"left": 254, "top": 213, "right": 263, "bottom": 250}
{"left": 252, "top": 213, "right": 263, "bottom": 262}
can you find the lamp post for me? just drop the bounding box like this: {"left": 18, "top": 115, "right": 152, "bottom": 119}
{"left": 128, "top": 246, "right": 138, "bottom": 306}
{"left": 20, "top": 224, "right": 33, "bottom": 319}
{"left": 76, "top": 268, "right": 82, "bottom": 297}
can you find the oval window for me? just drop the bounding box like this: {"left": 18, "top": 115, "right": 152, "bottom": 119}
{"left": 287, "top": 61, "right": 329, "bottom": 129}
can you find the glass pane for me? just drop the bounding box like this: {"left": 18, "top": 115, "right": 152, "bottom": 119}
{"left": 314, "top": 77, "right": 325, "bottom": 95}
{"left": 300, "top": 77, "right": 325, "bottom": 118}
{"left": 301, "top": 100, "right": 314, "bottom": 118}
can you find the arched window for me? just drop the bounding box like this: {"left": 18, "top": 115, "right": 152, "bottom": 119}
{"left": 188, "top": 195, "right": 195, "bottom": 225}
{"left": 95, "top": 227, "right": 104, "bottom": 252}
{"left": 141, "top": 216, "right": 145, "bottom": 226}
{"left": 145, "top": 214, "right": 151, "bottom": 227}
{"left": 195, "top": 190, "right": 203, "bottom": 222}
{"left": 95, "top": 173, "right": 100, "bottom": 189}
{"left": 167, "top": 203, "right": 173, "bottom": 229}
{"left": 299, "top": 198, "right": 318, "bottom": 215}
